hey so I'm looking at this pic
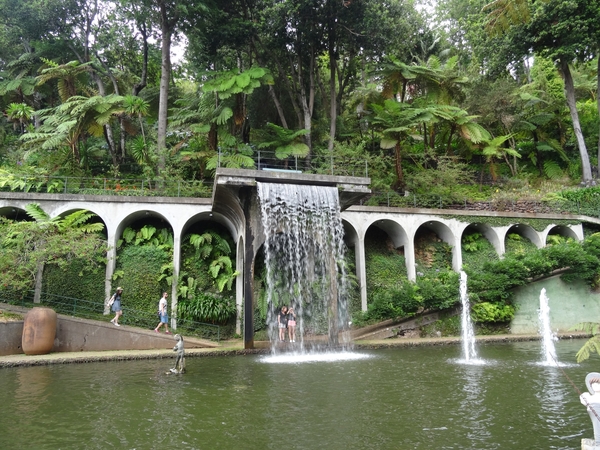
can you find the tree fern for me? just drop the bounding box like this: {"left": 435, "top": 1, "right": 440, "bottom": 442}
{"left": 573, "top": 322, "right": 600, "bottom": 362}
{"left": 543, "top": 160, "right": 563, "bottom": 180}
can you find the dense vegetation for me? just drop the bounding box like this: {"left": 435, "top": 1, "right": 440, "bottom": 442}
{"left": 1, "top": 0, "right": 600, "bottom": 200}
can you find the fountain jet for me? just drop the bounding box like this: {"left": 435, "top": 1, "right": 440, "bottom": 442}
{"left": 538, "top": 288, "right": 558, "bottom": 366}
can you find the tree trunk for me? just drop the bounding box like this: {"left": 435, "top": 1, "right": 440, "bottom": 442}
{"left": 559, "top": 57, "right": 592, "bottom": 182}
{"left": 327, "top": 2, "right": 337, "bottom": 153}
{"left": 597, "top": 57, "right": 600, "bottom": 179}
{"left": 395, "top": 141, "right": 404, "bottom": 189}
{"left": 157, "top": 1, "right": 174, "bottom": 173}
{"left": 132, "top": 22, "right": 149, "bottom": 96}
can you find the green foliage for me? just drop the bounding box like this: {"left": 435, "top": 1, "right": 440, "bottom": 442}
{"left": 178, "top": 292, "right": 236, "bottom": 325}
{"left": 114, "top": 245, "right": 171, "bottom": 317}
{"left": 43, "top": 257, "right": 105, "bottom": 304}
{"left": 202, "top": 67, "right": 273, "bottom": 99}
{"left": 0, "top": 205, "right": 106, "bottom": 293}
{"left": 471, "top": 302, "right": 516, "bottom": 323}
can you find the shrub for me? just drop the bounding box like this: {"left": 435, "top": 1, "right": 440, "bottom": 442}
{"left": 471, "top": 302, "right": 516, "bottom": 323}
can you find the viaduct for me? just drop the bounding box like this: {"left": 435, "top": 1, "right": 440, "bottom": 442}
{"left": 0, "top": 168, "right": 595, "bottom": 348}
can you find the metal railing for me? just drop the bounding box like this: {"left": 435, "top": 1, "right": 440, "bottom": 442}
{"left": 0, "top": 290, "right": 221, "bottom": 342}
{"left": 360, "top": 192, "right": 599, "bottom": 218}
{"left": 0, "top": 176, "right": 214, "bottom": 198}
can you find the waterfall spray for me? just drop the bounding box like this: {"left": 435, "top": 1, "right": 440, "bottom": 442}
{"left": 257, "top": 182, "right": 350, "bottom": 352}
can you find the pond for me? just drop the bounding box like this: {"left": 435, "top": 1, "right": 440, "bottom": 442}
{"left": 0, "top": 339, "right": 596, "bottom": 449}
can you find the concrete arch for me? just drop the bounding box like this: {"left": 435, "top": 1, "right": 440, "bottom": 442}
{"left": 342, "top": 220, "right": 368, "bottom": 311}
{"left": 461, "top": 223, "right": 502, "bottom": 258}
{"left": 415, "top": 220, "right": 460, "bottom": 272}
{"left": 0, "top": 206, "right": 29, "bottom": 221}
{"left": 543, "top": 224, "right": 581, "bottom": 244}
{"left": 504, "top": 224, "right": 543, "bottom": 249}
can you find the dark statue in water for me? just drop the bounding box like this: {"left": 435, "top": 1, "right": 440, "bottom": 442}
{"left": 170, "top": 334, "right": 185, "bottom": 374}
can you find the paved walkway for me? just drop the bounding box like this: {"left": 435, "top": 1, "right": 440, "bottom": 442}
{"left": 0, "top": 332, "right": 589, "bottom": 368}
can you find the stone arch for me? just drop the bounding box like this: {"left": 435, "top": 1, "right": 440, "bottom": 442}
{"left": 504, "top": 224, "right": 542, "bottom": 252}
{"left": 461, "top": 223, "right": 502, "bottom": 259}
{"left": 52, "top": 207, "right": 108, "bottom": 239}
{"left": 414, "top": 220, "right": 457, "bottom": 272}
{"left": 178, "top": 211, "right": 240, "bottom": 326}
{"left": 0, "top": 206, "right": 30, "bottom": 221}
{"left": 543, "top": 224, "right": 580, "bottom": 244}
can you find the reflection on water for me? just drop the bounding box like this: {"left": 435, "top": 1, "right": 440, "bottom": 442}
{"left": 0, "top": 340, "right": 595, "bottom": 449}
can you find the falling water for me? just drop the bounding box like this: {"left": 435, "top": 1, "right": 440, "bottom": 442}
{"left": 538, "top": 288, "right": 558, "bottom": 366}
{"left": 459, "top": 271, "right": 481, "bottom": 364}
{"left": 257, "top": 182, "right": 350, "bottom": 352}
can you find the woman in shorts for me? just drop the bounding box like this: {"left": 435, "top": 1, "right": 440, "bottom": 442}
{"left": 278, "top": 306, "right": 288, "bottom": 342}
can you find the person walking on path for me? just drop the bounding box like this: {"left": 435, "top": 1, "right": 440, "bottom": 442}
{"left": 278, "top": 306, "right": 288, "bottom": 342}
{"left": 154, "top": 292, "right": 171, "bottom": 334}
{"left": 109, "top": 287, "right": 123, "bottom": 326}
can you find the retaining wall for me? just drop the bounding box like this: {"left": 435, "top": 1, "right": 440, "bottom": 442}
{"left": 511, "top": 275, "right": 600, "bottom": 334}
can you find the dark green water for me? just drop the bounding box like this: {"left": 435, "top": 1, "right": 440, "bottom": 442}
{"left": 0, "top": 340, "right": 596, "bottom": 449}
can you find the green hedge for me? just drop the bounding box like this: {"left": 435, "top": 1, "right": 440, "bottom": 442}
{"left": 43, "top": 258, "right": 106, "bottom": 306}
{"left": 114, "top": 245, "right": 171, "bottom": 323}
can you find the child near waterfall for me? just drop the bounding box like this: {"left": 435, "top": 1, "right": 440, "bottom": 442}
{"left": 278, "top": 306, "right": 288, "bottom": 342}
{"left": 287, "top": 307, "right": 297, "bottom": 342}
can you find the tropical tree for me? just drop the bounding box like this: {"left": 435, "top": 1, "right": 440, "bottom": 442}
{"left": 0, "top": 203, "right": 105, "bottom": 293}
{"left": 6, "top": 103, "right": 34, "bottom": 134}
{"left": 20, "top": 94, "right": 124, "bottom": 165}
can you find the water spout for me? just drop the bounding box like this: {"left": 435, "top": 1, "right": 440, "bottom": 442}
{"left": 538, "top": 288, "right": 558, "bottom": 366}
{"left": 459, "top": 271, "right": 481, "bottom": 364}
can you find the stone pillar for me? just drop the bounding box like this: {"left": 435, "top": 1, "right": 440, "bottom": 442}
{"left": 355, "top": 236, "right": 367, "bottom": 312}
{"left": 405, "top": 237, "right": 416, "bottom": 282}
{"left": 171, "top": 229, "right": 181, "bottom": 330}
{"left": 452, "top": 234, "right": 462, "bottom": 272}
{"left": 104, "top": 228, "right": 118, "bottom": 315}
{"left": 236, "top": 238, "right": 244, "bottom": 336}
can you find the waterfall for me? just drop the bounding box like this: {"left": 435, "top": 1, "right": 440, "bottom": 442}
{"left": 257, "top": 182, "right": 350, "bottom": 352}
{"left": 538, "top": 288, "right": 558, "bottom": 366}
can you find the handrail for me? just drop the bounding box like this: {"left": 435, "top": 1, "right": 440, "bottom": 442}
{"left": 0, "top": 291, "right": 221, "bottom": 342}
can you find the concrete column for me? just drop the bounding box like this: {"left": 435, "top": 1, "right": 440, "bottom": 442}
{"left": 236, "top": 238, "right": 244, "bottom": 336}
{"left": 452, "top": 234, "right": 463, "bottom": 272}
{"left": 171, "top": 229, "right": 182, "bottom": 330}
{"left": 405, "top": 237, "right": 416, "bottom": 282}
{"left": 104, "top": 228, "right": 118, "bottom": 315}
{"left": 355, "top": 236, "right": 367, "bottom": 312}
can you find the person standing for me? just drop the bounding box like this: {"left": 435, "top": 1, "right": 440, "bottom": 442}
{"left": 154, "top": 291, "right": 171, "bottom": 334}
{"left": 109, "top": 287, "right": 123, "bottom": 327}
{"left": 278, "top": 305, "right": 288, "bottom": 342}
{"left": 287, "top": 307, "right": 297, "bottom": 343}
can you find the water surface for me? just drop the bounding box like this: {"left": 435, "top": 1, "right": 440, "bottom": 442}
{"left": 0, "top": 340, "right": 595, "bottom": 449}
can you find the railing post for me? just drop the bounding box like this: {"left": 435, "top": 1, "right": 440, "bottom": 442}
{"left": 258, "top": 150, "right": 261, "bottom": 170}
{"left": 64, "top": 177, "right": 68, "bottom": 193}
{"left": 387, "top": 192, "right": 390, "bottom": 207}
{"left": 177, "top": 181, "right": 181, "bottom": 197}
{"left": 331, "top": 152, "right": 334, "bottom": 175}
{"left": 413, "top": 194, "right": 416, "bottom": 208}
{"left": 365, "top": 160, "right": 368, "bottom": 178}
